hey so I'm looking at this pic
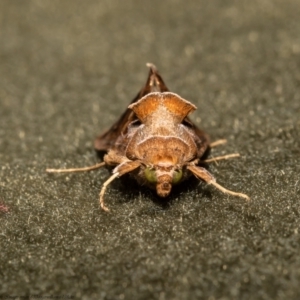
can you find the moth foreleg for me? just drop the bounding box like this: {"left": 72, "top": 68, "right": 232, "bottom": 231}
{"left": 46, "top": 162, "right": 106, "bottom": 173}
{"left": 99, "top": 160, "right": 141, "bottom": 212}
{"left": 99, "top": 172, "right": 120, "bottom": 212}
{"left": 187, "top": 165, "right": 249, "bottom": 200}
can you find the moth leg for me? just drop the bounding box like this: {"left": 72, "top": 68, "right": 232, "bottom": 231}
{"left": 202, "top": 153, "right": 240, "bottom": 163}
{"left": 99, "top": 172, "right": 120, "bottom": 212}
{"left": 187, "top": 165, "right": 249, "bottom": 200}
{"left": 46, "top": 162, "right": 106, "bottom": 173}
{"left": 209, "top": 181, "right": 250, "bottom": 200}
{"left": 210, "top": 139, "right": 227, "bottom": 148}
{"left": 99, "top": 160, "right": 141, "bottom": 212}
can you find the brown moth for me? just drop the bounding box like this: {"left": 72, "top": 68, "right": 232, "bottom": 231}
{"left": 47, "top": 63, "right": 249, "bottom": 211}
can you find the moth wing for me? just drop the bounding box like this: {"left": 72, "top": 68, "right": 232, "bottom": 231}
{"left": 94, "top": 63, "right": 169, "bottom": 152}
{"left": 94, "top": 109, "right": 134, "bottom": 152}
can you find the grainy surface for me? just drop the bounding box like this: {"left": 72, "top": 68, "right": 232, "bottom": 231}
{"left": 1, "top": 1, "right": 300, "bottom": 299}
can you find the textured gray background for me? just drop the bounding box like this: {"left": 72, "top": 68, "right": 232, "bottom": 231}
{"left": 1, "top": 0, "right": 300, "bottom": 299}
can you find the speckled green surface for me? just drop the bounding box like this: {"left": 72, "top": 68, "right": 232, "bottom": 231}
{"left": 1, "top": 1, "right": 300, "bottom": 299}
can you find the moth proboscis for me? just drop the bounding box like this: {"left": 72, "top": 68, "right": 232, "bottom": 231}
{"left": 46, "top": 63, "right": 249, "bottom": 211}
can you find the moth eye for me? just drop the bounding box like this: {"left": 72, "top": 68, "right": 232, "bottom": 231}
{"left": 144, "top": 168, "right": 157, "bottom": 183}
{"left": 172, "top": 169, "right": 183, "bottom": 184}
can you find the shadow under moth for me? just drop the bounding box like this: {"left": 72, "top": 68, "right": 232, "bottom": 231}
{"left": 47, "top": 63, "right": 249, "bottom": 211}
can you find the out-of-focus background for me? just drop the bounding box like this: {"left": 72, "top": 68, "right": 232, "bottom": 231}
{"left": 1, "top": 1, "right": 299, "bottom": 299}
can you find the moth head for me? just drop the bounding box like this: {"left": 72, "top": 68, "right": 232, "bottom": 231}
{"left": 144, "top": 166, "right": 183, "bottom": 197}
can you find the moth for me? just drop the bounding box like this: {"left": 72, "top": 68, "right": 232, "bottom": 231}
{"left": 47, "top": 63, "right": 249, "bottom": 211}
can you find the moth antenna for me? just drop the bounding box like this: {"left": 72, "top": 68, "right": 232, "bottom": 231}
{"left": 99, "top": 172, "right": 120, "bottom": 212}
{"left": 46, "top": 162, "right": 106, "bottom": 173}
{"left": 203, "top": 153, "right": 240, "bottom": 164}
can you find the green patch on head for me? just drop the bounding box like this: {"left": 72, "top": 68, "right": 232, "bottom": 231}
{"left": 172, "top": 169, "right": 183, "bottom": 184}
{"left": 144, "top": 167, "right": 157, "bottom": 183}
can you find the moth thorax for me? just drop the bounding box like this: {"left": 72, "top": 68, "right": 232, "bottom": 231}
{"left": 156, "top": 174, "right": 172, "bottom": 197}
